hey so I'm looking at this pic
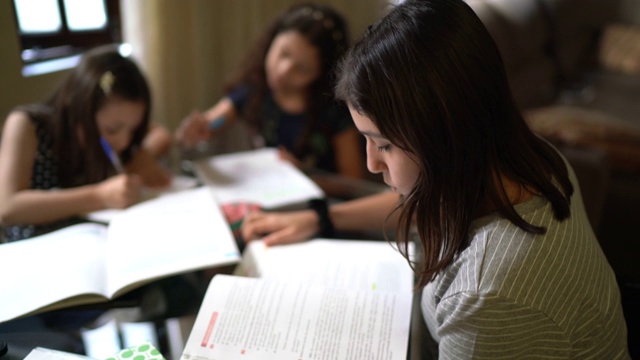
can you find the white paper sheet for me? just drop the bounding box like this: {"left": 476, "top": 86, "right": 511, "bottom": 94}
{"left": 192, "top": 148, "right": 324, "bottom": 209}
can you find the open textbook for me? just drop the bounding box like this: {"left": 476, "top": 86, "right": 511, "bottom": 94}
{"left": 0, "top": 186, "right": 240, "bottom": 323}
{"left": 181, "top": 239, "right": 414, "bottom": 360}
{"left": 191, "top": 148, "right": 324, "bottom": 210}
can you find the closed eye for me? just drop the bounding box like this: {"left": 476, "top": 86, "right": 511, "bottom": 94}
{"left": 377, "top": 144, "right": 391, "bottom": 152}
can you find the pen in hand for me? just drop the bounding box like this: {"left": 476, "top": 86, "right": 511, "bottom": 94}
{"left": 208, "top": 115, "right": 226, "bottom": 130}
{"left": 100, "top": 137, "right": 125, "bottom": 173}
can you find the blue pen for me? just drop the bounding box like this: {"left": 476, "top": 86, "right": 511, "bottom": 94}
{"left": 100, "top": 137, "right": 125, "bottom": 173}
{"left": 208, "top": 115, "right": 226, "bottom": 130}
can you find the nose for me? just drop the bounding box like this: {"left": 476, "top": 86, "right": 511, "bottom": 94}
{"left": 277, "top": 59, "right": 294, "bottom": 78}
{"left": 366, "top": 141, "right": 385, "bottom": 174}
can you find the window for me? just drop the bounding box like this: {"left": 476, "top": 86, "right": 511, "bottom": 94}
{"left": 12, "top": 0, "right": 122, "bottom": 76}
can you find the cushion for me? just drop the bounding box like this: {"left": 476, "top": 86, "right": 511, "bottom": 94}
{"left": 599, "top": 23, "right": 640, "bottom": 75}
{"left": 524, "top": 105, "right": 640, "bottom": 173}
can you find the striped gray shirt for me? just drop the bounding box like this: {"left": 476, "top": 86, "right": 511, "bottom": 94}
{"left": 421, "top": 167, "right": 630, "bottom": 358}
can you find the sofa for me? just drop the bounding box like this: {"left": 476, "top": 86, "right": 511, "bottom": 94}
{"left": 465, "top": 0, "right": 640, "bottom": 353}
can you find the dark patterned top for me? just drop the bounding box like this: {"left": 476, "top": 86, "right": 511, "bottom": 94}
{"left": 4, "top": 105, "right": 85, "bottom": 242}
{"left": 228, "top": 86, "right": 356, "bottom": 173}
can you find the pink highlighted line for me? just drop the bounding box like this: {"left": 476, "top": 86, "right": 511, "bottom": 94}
{"left": 201, "top": 311, "right": 219, "bottom": 347}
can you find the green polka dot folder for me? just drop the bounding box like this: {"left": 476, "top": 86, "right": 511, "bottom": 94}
{"left": 104, "top": 342, "right": 165, "bottom": 360}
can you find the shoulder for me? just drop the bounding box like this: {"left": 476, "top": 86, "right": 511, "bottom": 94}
{"left": 227, "top": 85, "right": 253, "bottom": 110}
{"left": 0, "top": 109, "right": 40, "bottom": 170}
{"left": 2, "top": 109, "right": 37, "bottom": 140}
{"left": 425, "top": 290, "right": 573, "bottom": 358}
{"left": 433, "top": 198, "right": 591, "bottom": 301}
{"left": 431, "top": 198, "right": 623, "bottom": 327}
{"left": 7, "top": 104, "right": 55, "bottom": 141}
{"left": 228, "top": 84, "right": 250, "bottom": 95}
{"left": 5, "top": 104, "right": 52, "bottom": 130}
{"left": 227, "top": 84, "right": 252, "bottom": 101}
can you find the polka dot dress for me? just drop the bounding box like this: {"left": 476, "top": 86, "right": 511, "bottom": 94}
{"left": 4, "top": 107, "right": 84, "bottom": 242}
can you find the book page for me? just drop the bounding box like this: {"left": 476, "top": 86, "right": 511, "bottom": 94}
{"left": 239, "top": 239, "right": 415, "bottom": 293}
{"left": 104, "top": 186, "right": 240, "bottom": 297}
{"left": 0, "top": 223, "right": 109, "bottom": 322}
{"left": 86, "top": 174, "right": 199, "bottom": 223}
{"left": 192, "top": 148, "right": 324, "bottom": 209}
{"left": 181, "top": 274, "right": 412, "bottom": 360}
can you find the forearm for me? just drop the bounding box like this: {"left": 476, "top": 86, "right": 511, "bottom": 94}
{"left": 143, "top": 123, "right": 173, "bottom": 159}
{"left": 0, "top": 185, "right": 103, "bottom": 225}
{"left": 329, "top": 191, "right": 400, "bottom": 233}
{"left": 202, "top": 97, "right": 238, "bottom": 130}
{"left": 125, "top": 148, "right": 171, "bottom": 188}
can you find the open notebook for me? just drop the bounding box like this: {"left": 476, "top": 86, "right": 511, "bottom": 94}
{"left": 191, "top": 148, "right": 325, "bottom": 210}
{"left": 0, "top": 186, "right": 240, "bottom": 323}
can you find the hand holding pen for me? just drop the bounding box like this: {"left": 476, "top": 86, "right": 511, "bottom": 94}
{"left": 97, "top": 137, "right": 142, "bottom": 208}
{"left": 175, "top": 110, "right": 226, "bottom": 148}
{"left": 100, "top": 137, "right": 125, "bottom": 173}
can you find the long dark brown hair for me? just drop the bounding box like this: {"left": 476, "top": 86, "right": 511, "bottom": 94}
{"left": 224, "top": 2, "right": 349, "bottom": 159}
{"left": 335, "top": 0, "right": 573, "bottom": 288}
{"left": 46, "top": 46, "right": 151, "bottom": 187}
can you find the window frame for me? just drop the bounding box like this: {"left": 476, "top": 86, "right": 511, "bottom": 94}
{"left": 11, "top": 0, "right": 122, "bottom": 73}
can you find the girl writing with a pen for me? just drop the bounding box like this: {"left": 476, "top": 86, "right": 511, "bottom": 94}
{"left": 0, "top": 46, "right": 172, "bottom": 242}
{"left": 175, "top": 2, "right": 365, "bottom": 181}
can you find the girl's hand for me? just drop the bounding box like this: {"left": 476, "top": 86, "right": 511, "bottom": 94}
{"left": 125, "top": 149, "right": 172, "bottom": 188}
{"left": 175, "top": 110, "right": 211, "bottom": 148}
{"left": 96, "top": 174, "right": 142, "bottom": 209}
{"left": 240, "top": 209, "right": 320, "bottom": 246}
{"left": 142, "top": 168, "right": 172, "bottom": 188}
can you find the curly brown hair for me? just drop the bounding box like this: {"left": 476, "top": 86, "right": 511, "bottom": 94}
{"left": 224, "top": 2, "right": 349, "bottom": 160}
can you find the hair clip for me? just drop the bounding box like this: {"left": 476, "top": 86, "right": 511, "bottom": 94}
{"left": 100, "top": 71, "right": 115, "bottom": 95}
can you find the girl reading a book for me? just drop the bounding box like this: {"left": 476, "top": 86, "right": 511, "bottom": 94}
{"left": 175, "top": 2, "right": 365, "bottom": 180}
{"left": 240, "top": 0, "right": 630, "bottom": 357}
{"left": 0, "top": 46, "right": 172, "bottom": 242}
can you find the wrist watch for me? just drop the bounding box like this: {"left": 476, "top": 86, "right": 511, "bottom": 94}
{"left": 308, "top": 198, "right": 335, "bottom": 238}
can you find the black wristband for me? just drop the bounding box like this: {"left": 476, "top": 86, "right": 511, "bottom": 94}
{"left": 308, "top": 198, "right": 335, "bottom": 238}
